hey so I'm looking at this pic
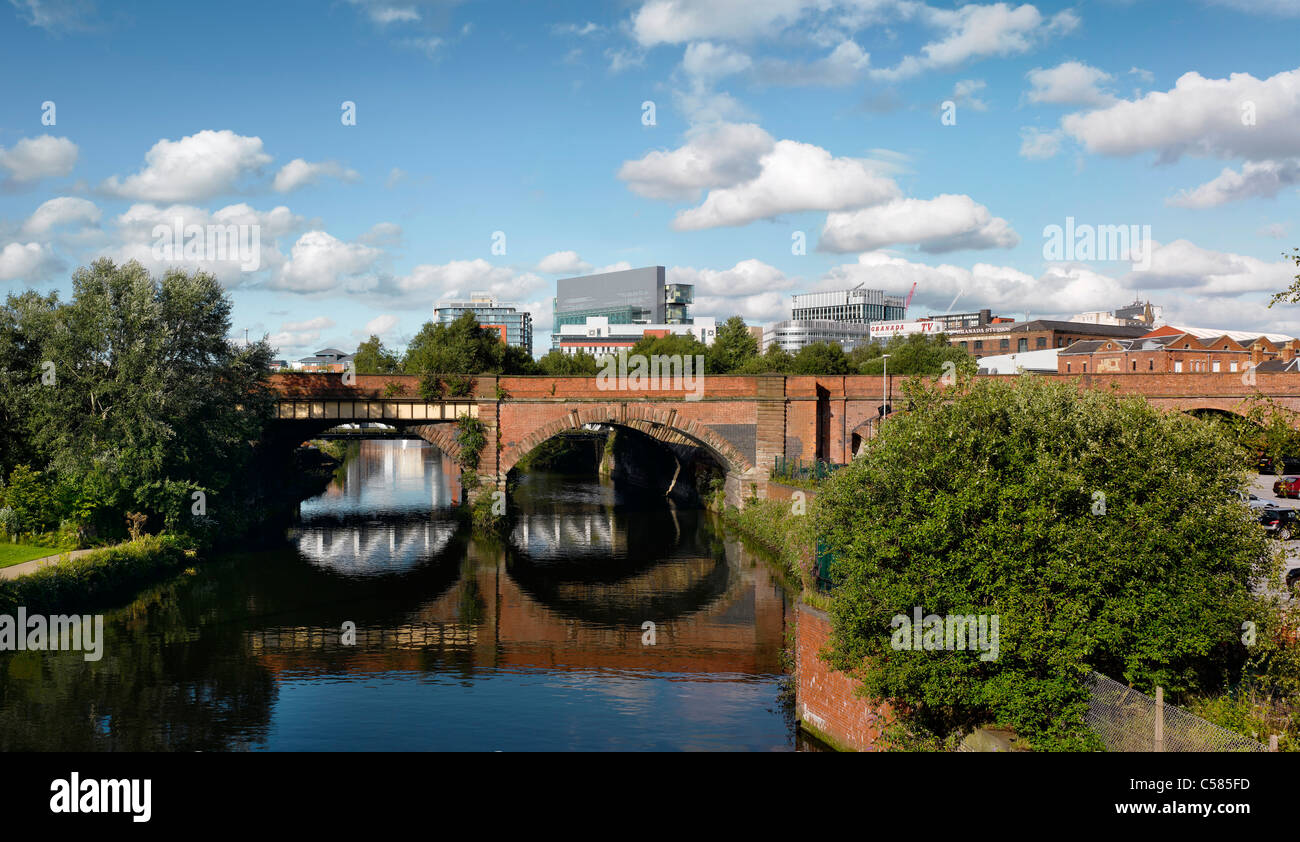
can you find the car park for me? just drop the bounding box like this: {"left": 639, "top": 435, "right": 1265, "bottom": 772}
{"left": 1258, "top": 455, "right": 1300, "bottom": 475}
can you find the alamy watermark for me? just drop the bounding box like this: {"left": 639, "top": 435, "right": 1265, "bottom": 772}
{"left": 597, "top": 352, "right": 705, "bottom": 401}
{"left": 1, "top": 608, "right": 104, "bottom": 661}
{"left": 890, "top": 607, "right": 999, "bottom": 661}
{"left": 1043, "top": 217, "right": 1152, "bottom": 271}
{"left": 151, "top": 217, "right": 261, "bottom": 271}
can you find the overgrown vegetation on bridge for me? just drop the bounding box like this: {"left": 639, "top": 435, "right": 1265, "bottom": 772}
{"left": 814, "top": 374, "right": 1298, "bottom": 751}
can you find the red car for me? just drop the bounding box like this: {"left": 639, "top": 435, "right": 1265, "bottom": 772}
{"left": 1275, "top": 476, "right": 1300, "bottom": 498}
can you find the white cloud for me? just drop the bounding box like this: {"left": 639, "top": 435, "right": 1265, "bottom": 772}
{"left": 682, "top": 41, "right": 753, "bottom": 82}
{"left": 1026, "top": 61, "right": 1115, "bottom": 106}
{"left": 670, "top": 138, "right": 901, "bottom": 230}
{"left": 21, "top": 197, "right": 101, "bottom": 237}
{"left": 820, "top": 194, "right": 1019, "bottom": 253}
{"left": 271, "top": 231, "right": 384, "bottom": 293}
{"left": 100, "top": 130, "right": 272, "bottom": 202}
{"left": 618, "top": 122, "right": 775, "bottom": 201}
{"left": 0, "top": 135, "right": 78, "bottom": 183}
{"left": 873, "top": 3, "right": 1079, "bottom": 81}
{"left": 669, "top": 259, "right": 795, "bottom": 323}
{"left": 357, "top": 221, "right": 402, "bottom": 246}
{"left": 1166, "top": 159, "right": 1300, "bottom": 208}
{"left": 632, "top": 0, "right": 813, "bottom": 45}
{"left": 272, "top": 159, "right": 360, "bottom": 192}
{"left": 1019, "top": 126, "right": 1063, "bottom": 159}
{"left": 755, "top": 40, "right": 870, "bottom": 87}
{"left": 1061, "top": 67, "right": 1300, "bottom": 163}
{"left": 536, "top": 250, "right": 592, "bottom": 274}
{"left": 0, "top": 241, "right": 60, "bottom": 282}
{"left": 951, "top": 78, "right": 989, "bottom": 111}
{"left": 380, "top": 258, "right": 545, "bottom": 302}
{"left": 359, "top": 314, "right": 401, "bottom": 337}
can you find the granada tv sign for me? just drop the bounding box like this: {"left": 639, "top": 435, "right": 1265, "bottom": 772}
{"left": 870, "top": 320, "right": 940, "bottom": 339}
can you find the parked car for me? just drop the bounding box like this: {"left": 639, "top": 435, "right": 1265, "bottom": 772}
{"left": 1236, "top": 490, "right": 1272, "bottom": 510}
{"left": 1259, "top": 506, "right": 1298, "bottom": 540}
{"left": 1274, "top": 476, "right": 1300, "bottom": 498}
{"left": 1287, "top": 568, "right": 1300, "bottom": 593}
{"left": 1259, "top": 455, "right": 1300, "bottom": 475}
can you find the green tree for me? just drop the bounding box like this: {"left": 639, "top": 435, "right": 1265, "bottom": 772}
{"left": 706, "top": 316, "right": 760, "bottom": 374}
{"left": 535, "top": 349, "right": 602, "bottom": 375}
{"left": 791, "top": 342, "right": 852, "bottom": 375}
{"left": 1267, "top": 247, "right": 1300, "bottom": 306}
{"left": 352, "top": 334, "right": 401, "bottom": 374}
{"left": 814, "top": 375, "right": 1272, "bottom": 750}
{"left": 626, "top": 332, "right": 709, "bottom": 360}
{"left": 735, "top": 344, "right": 793, "bottom": 374}
{"left": 0, "top": 291, "right": 59, "bottom": 477}
{"left": 3, "top": 465, "right": 56, "bottom": 534}
{"left": 857, "top": 333, "right": 976, "bottom": 376}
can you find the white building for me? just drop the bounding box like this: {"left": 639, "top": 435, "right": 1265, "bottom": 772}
{"left": 555, "top": 316, "right": 716, "bottom": 355}
{"left": 976, "top": 348, "right": 1061, "bottom": 374}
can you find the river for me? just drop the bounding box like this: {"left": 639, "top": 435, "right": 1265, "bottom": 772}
{"left": 0, "top": 439, "right": 806, "bottom": 751}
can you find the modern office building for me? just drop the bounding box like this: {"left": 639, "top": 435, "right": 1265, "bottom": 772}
{"left": 790, "top": 286, "right": 906, "bottom": 324}
{"left": 556, "top": 316, "right": 716, "bottom": 355}
{"left": 434, "top": 293, "right": 533, "bottom": 353}
{"left": 763, "top": 320, "right": 875, "bottom": 354}
{"left": 295, "top": 348, "right": 353, "bottom": 372}
{"left": 552, "top": 266, "right": 695, "bottom": 348}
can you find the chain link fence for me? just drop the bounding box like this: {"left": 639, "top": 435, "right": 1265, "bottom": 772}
{"left": 1085, "top": 672, "right": 1269, "bottom": 752}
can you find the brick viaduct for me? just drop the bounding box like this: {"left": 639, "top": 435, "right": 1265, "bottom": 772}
{"left": 270, "top": 371, "right": 1300, "bottom": 506}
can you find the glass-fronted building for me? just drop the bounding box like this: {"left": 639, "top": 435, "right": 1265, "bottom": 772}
{"left": 434, "top": 293, "right": 533, "bottom": 354}
{"left": 763, "top": 320, "right": 875, "bottom": 353}
{"left": 790, "top": 287, "right": 906, "bottom": 324}
{"left": 552, "top": 266, "right": 694, "bottom": 348}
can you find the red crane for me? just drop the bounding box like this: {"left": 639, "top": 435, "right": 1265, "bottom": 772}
{"left": 903, "top": 281, "right": 917, "bottom": 315}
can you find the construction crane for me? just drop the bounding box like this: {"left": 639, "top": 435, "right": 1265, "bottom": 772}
{"left": 903, "top": 282, "right": 917, "bottom": 316}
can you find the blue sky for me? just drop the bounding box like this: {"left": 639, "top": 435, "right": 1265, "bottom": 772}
{"left": 1, "top": 0, "right": 1298, "bottom": 357}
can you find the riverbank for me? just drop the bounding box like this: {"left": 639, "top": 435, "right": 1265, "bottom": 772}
{"left": 0, "top": 535, "right": 195, "bottom": 615}
{"left": 720, "top": 491, "right": 830, "bottom": 610}
{"left": 0, "top": 543, "right": 65, "bottom": 570}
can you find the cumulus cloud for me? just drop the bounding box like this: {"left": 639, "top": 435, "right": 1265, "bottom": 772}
{"left": 670, "top": 138, "right": 901, "bottom": 230}
{"left": 1019, "top": 127, "right": 1064, "bottom": 159}
{"left": 378, "top": 258, "right": 546, "bottom": 303}
{"left": 820, "top": 194, "right": 1019, "bottom": 253}
{"left": 0, "top": 135, "right": 78, "bottom": 184}
{"left": 1026, "top": 61, "right": 1115, "bottom": 106}
{"left": 873, "top": 3, "right": 1079, "bottom": 81}
{"left": 100, "top": 130, "right": 272, "bottom": 202}
{"left": 754, "top": 40, "right": 870, "bottom": 87}
{"left": 0, "top": 241, "right": 60, "bottom": 281}
{"left": 358, "top": 314, "right": 401, "bottom": 337}
{"left": 21, "top": 197, "right": 101, "bottom": 237}
{"left": 1166, "top": 159, "right": 1300, "bottom": 208}
{"left": 632, "top": 0, "right": 813, "bottom": 45}
{"left": 618, "top": 122, "right": 775, "bottom": 201}
{"left": 1061, "top": 67, "right": 1300, "bottom": 163}
{"left": 536, "top": 250, "right": 593, "bottom": 274}
{"left": 272, "top": 159, "right": 360, "bottom": 192}
{"left": 272, "top": 231, "right": 384, "bottom": 294}
{"left": 668, "top": 259, "right": 795, "bottom": 322}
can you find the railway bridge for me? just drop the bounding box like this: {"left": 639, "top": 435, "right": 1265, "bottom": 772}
{"left": 270, "top": 371, "right": 1300, "bottom": 506}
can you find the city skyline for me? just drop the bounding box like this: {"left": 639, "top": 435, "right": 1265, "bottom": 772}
{"left": 1, "top": 0, "right": 1299, "bottom": 359}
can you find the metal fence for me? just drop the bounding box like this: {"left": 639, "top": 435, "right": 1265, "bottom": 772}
{"left": 1085, "top": 672, "right": 1269, "bottom": 752}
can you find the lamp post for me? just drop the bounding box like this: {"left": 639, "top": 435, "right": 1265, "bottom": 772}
{"left": 881, "top": 353, "right": 891, "bottom": 434}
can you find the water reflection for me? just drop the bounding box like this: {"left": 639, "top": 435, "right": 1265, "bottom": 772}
{"left": 0, "top": 439, "right": 797, "bottom": 751}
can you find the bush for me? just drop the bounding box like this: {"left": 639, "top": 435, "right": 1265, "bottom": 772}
{"left": 0, "top": 533, "right": 194, "bottom": 615}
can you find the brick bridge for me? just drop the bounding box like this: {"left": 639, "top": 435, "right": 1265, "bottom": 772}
{"left": 270, "top": 371, "right": 1300, "bottom": 506}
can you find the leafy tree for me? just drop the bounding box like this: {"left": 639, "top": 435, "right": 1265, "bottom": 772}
{"left": 735, "top": 344, "right": 793, "bottom": 374}
{"left": 403, "top": 312, "right": 505, "bottom": 377}
{"left": 535, "top": 349, "right": 602, "bottom": 375}
{"left": 0, "top": 291, "right": 59, "bottom": 477}
{"left": 626, "top": 331, "right": 709, "bottom": 360}
{"left": 3, "top": 465, "right": 55, "bottom": 534}
{"left": 1267, "top": 247, "right": 1300, "bottom": 306}
{"left": 791, "top": 342, "right": 852, "bottom": 375}
{"left": 706, "top": 316, "right": 760, "bottom": 373}
{"left": 857, "top": 333, "right": 977, "bottom": 376}
{"left": 352, "top": 334, "right": 401, "bottom": 374}
{"left": 814, "top": 375, "right": 1272, "bottom": 751}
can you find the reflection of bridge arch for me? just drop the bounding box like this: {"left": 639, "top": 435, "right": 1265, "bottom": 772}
{"left": 294, "top": 519, "right": 458, "bottom": 575}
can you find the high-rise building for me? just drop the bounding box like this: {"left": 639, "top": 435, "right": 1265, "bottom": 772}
{"left": 434, "top": 293, "right": 533, "bottom": 353}
{"left": 552, "top": 266, "right": 694, "bottom": 348}
{"left": 556, "top": 316, "right": 717, "bottom": 355}
{"left": 764, "top": 320, "right": 876, "bottom": 353}
{"left": 790, "top": 287, "right": 906, "bottom": 324}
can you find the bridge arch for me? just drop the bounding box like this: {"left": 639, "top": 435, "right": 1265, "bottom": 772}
{"left": 498, "top": 402, "right": 754, "bottom": 479}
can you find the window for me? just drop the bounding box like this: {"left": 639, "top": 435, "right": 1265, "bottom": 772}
{"left": 1212, "top": 361, "right": 1221, "bottom": 372}
{"left": 1230, "top": 362, "right": 1238, "bottom": 372}
{"left": 1175, "top": 361, "right": 1183, "bottom": 372}
{"left": 1000, "top": 339, "right": 1010, "bottom": 350}
{"left": 1131, "top": 361, "right": 1137, "bottom": 371}
{"left": 1036, "top": 337, "right": 1047, "bottom": 349}
{"left": 1066, "top": 363, "right": 1072, "bottom": 372}
{"left": 974, "top": 341, "right": 983, "bottom": 351}
{"left": 1018, "top": 339, "right": 1028, "bottom": 352}
{"left": 1082, "top": 362, "right": 1088, "bottom": 372}
{"left": 1148, "top": 360, "right": 1154, "bottom": 371}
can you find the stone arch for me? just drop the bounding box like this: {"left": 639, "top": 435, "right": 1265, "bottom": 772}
{"left": 407, "top": 423, "right": 464, "bottom": 465}
{"left": 499, "top": 403, "right": 753, "bottom": 479}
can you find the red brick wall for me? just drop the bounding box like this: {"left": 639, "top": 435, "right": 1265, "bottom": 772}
{"left": 796, "top": 602, "right": 894, "bottom": 751}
